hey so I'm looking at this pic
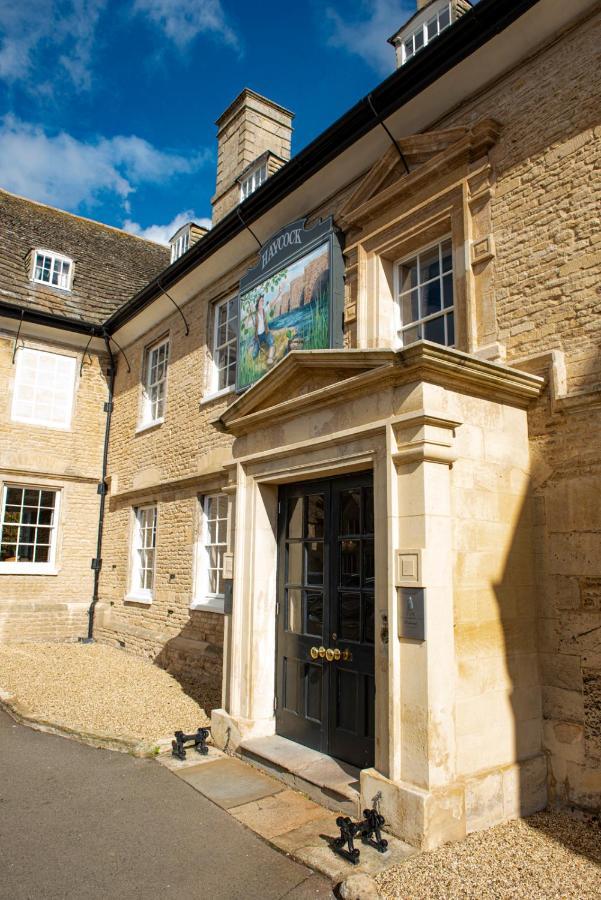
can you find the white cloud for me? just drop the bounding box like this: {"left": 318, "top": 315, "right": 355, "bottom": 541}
{"left": 0, "top": 115, "right": 208, "bottom": 211}
{"left": 0, "top": 0, "right": 106, "bottom": 90}
{"left": 133, "top": 0, "right": 238, "bottom": 50}
{"left": 124, "top": 210, "right": 212, "bottom": 246}
{"left": 325, "top": 0, "right": 413, "bottom": 75}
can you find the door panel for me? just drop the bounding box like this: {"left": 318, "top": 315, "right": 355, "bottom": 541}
{"left": 276, "top": 473, "right": 375, "bottom": 769}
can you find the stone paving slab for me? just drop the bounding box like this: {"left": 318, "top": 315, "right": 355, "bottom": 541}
{"left": 175, "top": 756, "right": 284, "bottom": 809}
{"left": 165, "top": 747, "right": 415, "bottom": 887}
{"left": 229, "top": 788, "right": 329, "bottom": 839}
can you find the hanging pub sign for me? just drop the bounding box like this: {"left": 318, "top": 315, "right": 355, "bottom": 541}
{"left": 236, "top": 216, "right": 344, "bottom": 392}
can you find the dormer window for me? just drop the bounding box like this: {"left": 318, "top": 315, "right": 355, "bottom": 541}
{"left": 240, "top": 162, "right": 267, "bottom": 202}
{"left": 170, "top": 226, "right": 190, "bottom": 263}
{"left": 403, "top": 2, "right": 450, "bottom": 63}
{"left": 31, "top": 249, "right": 73, "bottom": 291}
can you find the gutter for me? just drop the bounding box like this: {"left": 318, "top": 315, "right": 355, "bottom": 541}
{"left": 103, "top": 0, "right": 541, "bottom": 335}
{"left": 85, "top": 331, "right": 115, "bottom": 641}
{"left": 0, "top": 298, "right": 103, "bottom": 336}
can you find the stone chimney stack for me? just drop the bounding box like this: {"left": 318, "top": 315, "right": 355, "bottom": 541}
{"left": 211, "top": 89, "right": 294, "bottom": 225}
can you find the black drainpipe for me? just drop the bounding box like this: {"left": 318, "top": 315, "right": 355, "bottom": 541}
{"left": 84, "top": 330, "right": 115, "bottom": 642}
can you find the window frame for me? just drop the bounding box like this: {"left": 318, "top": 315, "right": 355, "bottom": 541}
{"left": 239, "top": 162, "right": 267, "bottom": 202}
{"left": 191, "top": 493, "right": 228, "bottom": 613}
{"left": 138, "top": 336, "right": 169, "bottom": 431}
{"left": 401, "top": 1, "right": 452, "bottom": 64}
{"left": 127, "top": 504, "right": 158, "bottom": 603}
{"left": 31, "top": 248, "right": 74, "bottom": 291}
{"left": 11, "top": 346, "right": 77, "bottom": 431}
{"left": 393, "top": 236, "right": 455, "bottom": 348}
{"left": 170, "top": 226, "right": 190, "bottom": 263}
{"left": 206, "top": 295, "right": 238, "bottom": 399}
{"left": 0, "top": 483, "right": 61, "bottom": 575}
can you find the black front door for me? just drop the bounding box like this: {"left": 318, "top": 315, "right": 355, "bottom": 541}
{"left": 275, "top": 473, "right": 375, "bottom": 769}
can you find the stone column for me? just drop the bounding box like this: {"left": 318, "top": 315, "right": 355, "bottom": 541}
{"left": 361, "top": 408, "right": 465, "bottom": 849}
{"left": 212, "top": 465, "right": 279, "bottom": 749}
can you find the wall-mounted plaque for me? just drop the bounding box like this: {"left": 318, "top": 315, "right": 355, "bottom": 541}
{"left": 398, "top": 587, "right": 426, "bottom": 641}
{"left": 236, "top": 217, "right": 344, "bottom": 392}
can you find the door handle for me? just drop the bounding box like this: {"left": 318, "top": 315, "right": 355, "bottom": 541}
{"left": 310, "top": 646, "right": 327, "bottom": 660}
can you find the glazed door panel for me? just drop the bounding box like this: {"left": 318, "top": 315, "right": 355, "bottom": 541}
{"left": 275, "top": 474, "right": 375, "bottom": 768}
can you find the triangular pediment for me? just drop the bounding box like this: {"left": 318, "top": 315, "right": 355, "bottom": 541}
{"left": 339, "top": 119, "right": 501, "bottom": 228}
{"left": 220, "top": 349, "right": 397, "bottom": 434}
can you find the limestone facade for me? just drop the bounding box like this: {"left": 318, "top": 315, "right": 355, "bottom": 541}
{"left": 0, "top": 332, "right": 108, "bottom": 641}
{"left": 96, "top": 7, "right": 601, "bottom": 840}
{"left": 1, "top": 0, "right": 599, "bottom": 851}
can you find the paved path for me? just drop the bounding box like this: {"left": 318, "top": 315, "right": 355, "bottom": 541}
{"left": 0, "top": 710, "right": 332, "bottom": 899}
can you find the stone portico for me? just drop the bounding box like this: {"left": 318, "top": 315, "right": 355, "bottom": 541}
{"left": 211, "top": 343, "right": 546, "bottom": 849}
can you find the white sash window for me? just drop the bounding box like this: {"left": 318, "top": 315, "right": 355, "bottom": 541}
{"left": 12, "top": 347, "right": 77, "bottom": 429}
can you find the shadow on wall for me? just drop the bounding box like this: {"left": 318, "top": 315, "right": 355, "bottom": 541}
{"left": 153, "top": 617, "right": 223, "bottom": 717}
{"left": 481, "top": 385, "right": 601, "bottom": 860}
{"left": 528, "top": 392, "right": 601, "bottom": 818}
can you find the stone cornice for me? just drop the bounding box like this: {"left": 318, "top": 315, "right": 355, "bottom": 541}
{"left": 220, "top": 342, "right": 544, "bottom": 436}
{"left": 338, "top": 118, "right": 501, "bottom": 229}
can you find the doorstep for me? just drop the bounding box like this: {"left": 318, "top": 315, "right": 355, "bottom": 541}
{"left": 158, "top": 749, "right": 416, "bottom": 884}
{"left": 239, "top": 734, "right": 361, "bottom": 817}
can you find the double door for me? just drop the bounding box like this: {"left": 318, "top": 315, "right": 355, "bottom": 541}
{"left": 275, "top": 472, "right": 375, "bottom": 769}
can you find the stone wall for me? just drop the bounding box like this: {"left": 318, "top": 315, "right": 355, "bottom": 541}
{"left": 434, "top": 6, "right": 601, "bottom": 813}
{"left": 0, "top": 331, "right": 108, "bottom": 641}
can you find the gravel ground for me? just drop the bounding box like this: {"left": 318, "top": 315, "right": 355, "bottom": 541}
{"left": 375, "top": 811, "right": 601, "bottom": 900}
{"left": 0, "top": 642, "right": 210, "bottom": 743}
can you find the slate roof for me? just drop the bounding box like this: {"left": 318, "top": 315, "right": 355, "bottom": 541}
{"left": 0, "top": 188, "right": 171, "bottom": 326}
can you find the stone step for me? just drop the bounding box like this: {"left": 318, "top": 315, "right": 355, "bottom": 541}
{"left": 239, "top": 734, "right": 361, "bottom": 817}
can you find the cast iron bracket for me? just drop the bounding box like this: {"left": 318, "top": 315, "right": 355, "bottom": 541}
{"left": 333, "top": 809, "right": 388, "bottom": 864}
{"left": 171, "top": 727, "right": 210, "bottom": 761}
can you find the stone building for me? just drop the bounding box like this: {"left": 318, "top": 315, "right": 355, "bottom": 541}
{"left": 1, "top": 0, "right": 600, "bottom": 851}
{"left": 0, "top": 188, "right": 169, "bottom": 641}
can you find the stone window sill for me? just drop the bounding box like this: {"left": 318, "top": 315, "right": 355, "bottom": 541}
{"left": 0, "top": 564, "right": 59, "bottom": 576}
{"left": 190, "top": 596, "right": 225, "bottom": 614}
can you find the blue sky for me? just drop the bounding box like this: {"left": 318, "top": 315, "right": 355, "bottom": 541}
{"left": 0, "top": 1, "right": 459, "bottom": 244}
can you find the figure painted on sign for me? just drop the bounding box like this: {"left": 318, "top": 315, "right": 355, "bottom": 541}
{"left": 252, "top": 293, "right": 275, "bottom": 365}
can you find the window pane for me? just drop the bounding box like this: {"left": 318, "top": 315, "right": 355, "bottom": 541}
{"left": 340, "top": 539, "right": 360, "bottom": 587}
{"left": 400, "top": 259, "right": 418, "bottom": 292}
{"left": 340, "top": 490, "right": 361, "bottom": 535}
{"left": 421, "top": 280, "right": 441, "bottom": 317}
{"left": 401, "top": 289, "right": 419, "bottom": 325}
{"left": 446, "top": 313, "right": 455, "bottom": 346}
{"left": 419, "top": 246, "right": 440, "bottom": 281}
{"left": 424, "top": 315, "right": 445, "bottom": 344}
{"left": 0, "top": 545, "right": 17, "bottom": 562}
{"left": 439, "top": 6, "right": 450, "bottom": 29}
{"left": 306, "top": 494, "right": 324, "bottom": 539}
{"left": 34, "top": 545, "right": 50, "bottom": 563}
{"left": 287, "top": 588, "right": 302, "bottom": 634}
{"left": 287, "top": 541, "right": 302, "bottom": 585}
{"left": 441, "top": 239, "right": 453, "bottom": 272}
{"left": 443, "top": 273, "right": 454, "bottom": 308}
{"left": 305, "top": 591, "right": 323, "bottom": 637}
{"left": 427, "top": 16, "right": 438, "bottom": 39}
{"left": 305, "top": 542, "right": 324, "bottom": 586}
{"left": 287, "top": 497, "right": 303, "bottom": 539}
{"left": 5, "top": 488, "right": 22, "bottom": 506}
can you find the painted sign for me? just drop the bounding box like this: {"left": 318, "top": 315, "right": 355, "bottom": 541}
{"left": 236, "top": 217, "right": 343, "bottom": 392}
